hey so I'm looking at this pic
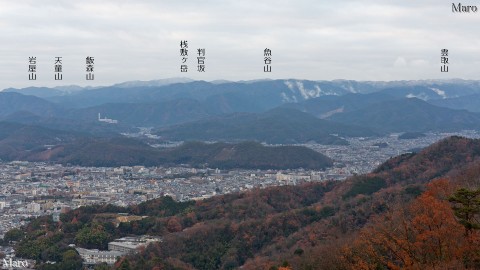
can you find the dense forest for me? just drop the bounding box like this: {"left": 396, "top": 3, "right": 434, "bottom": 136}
{"left": 2, "top": 136, "right": 480, "bottom": 269}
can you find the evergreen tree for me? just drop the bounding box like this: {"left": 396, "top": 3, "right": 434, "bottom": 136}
{"left": 449, "top": 188, "right": 480, "bottom": 234}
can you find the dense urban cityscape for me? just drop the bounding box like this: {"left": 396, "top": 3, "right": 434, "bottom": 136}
{"left": 1, "top": 130, "right": 479, "bottom": 246}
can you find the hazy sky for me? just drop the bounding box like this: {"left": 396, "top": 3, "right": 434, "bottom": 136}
{"left": 0, "top": 0, "right": 479, "bottom": 88}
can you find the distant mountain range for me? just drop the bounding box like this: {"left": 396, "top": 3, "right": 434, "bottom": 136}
{"left": 1, "top": 111, "right": 129, "bottom": 136}
{"left": 7, "top": 78, "right": 480, "bottom": 101}
{"left": 111, "top": 77, "right": 194, "bottom": 88}
{"left": 64, "top": 99, "right": 212, "bottom": 127}
{"left": 32, "top": 80, "right": 351, "bottom": 109}
{"left": 428, "top": 93, "right": 480, "bottom": 112}
{"left": 1, "top": 79, "right": 480, "bottom": 157}
{"left": 282, "top": 92, "right": 395, "bottom": 118}
{"left": 0, "top": 92, "right": 62, "bottom": 117}
{"left": 329, "top": 98, "right": 480, "bottom": 133}
{"left": 156, "top": 108, "right": 376, "bottom": 144}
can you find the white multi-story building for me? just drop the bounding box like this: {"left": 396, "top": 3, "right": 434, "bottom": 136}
{"left": 75, "top": 248, "right": 123, "bottom": 265}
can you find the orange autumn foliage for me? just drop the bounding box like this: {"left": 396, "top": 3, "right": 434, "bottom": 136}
{"left": 343, "top": 179, "right": 474, "bottom": 270}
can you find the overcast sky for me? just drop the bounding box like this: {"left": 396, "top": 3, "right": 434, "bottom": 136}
{"left": 0, "top": 0, "right": 479, "bottom": 88}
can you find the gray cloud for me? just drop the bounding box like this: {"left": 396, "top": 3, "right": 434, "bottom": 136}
{"left": 0, "top": 0, "right": 479, "bottom": 89}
